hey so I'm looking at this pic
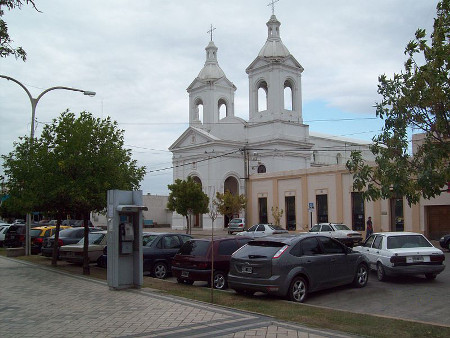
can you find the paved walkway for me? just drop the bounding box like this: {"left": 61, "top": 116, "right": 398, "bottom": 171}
{"left": 0, "top": 256, "right": 358, "bottom": 338}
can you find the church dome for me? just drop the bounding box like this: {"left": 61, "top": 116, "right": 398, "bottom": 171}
{"left": 197, "top": 41, "right": 225, "bottom": 80}
{"left": 258, "top": 14, "right": 291, "bottom": 58}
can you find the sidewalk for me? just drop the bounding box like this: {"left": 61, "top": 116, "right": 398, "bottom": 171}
{"left": 0, "top": 255, "right": 359, "bottom": 338}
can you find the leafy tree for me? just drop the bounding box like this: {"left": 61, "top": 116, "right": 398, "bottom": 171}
{"left": 347, "top": 0, "right": 450, "bottom": 206}
{"left": 214, "top": 190, "right": 247, "bottom": 226}
{"left": 2, "top": 110, "right": 146, "bottom": 274}
{"left": 167, "top": 177, "right": 209, "bottom": 234}
{"left": 271, "top": 206, "right": 284, "bottom": 226}
{"left": 0, "top": 0, "right": 40, "bottom": 61}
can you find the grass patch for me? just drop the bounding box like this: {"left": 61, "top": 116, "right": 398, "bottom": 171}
{"left": 2, "top": 250, "right": 449, "bottom": 338}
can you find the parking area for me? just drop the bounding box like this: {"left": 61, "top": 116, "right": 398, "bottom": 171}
{"left": 159, "top": 234, "right": 450, "bottom": 327}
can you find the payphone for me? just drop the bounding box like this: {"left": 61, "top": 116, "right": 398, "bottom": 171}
{"left": 107, "top": 190, "right": 147, "bottom": 290}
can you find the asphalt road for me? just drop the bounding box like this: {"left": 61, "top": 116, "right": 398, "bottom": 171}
{"left": 163, "top": 249, "right": 450, "bottom": 327}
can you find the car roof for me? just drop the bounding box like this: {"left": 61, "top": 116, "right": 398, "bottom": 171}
{"left": 373, "top": 232, "right": 424, "bottom": 237}
{"left": 250, "top": 233, "right": 321, "bottom": 245}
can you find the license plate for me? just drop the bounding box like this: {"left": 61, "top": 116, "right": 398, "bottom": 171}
{"left": 407, "top": 256, "right": 424, "bottom": 263}
{"left": 181, "top": 271, "right": 189, "bottom": 278}
{"left": 242, "top": 266, "right": 252, "bottom": 274}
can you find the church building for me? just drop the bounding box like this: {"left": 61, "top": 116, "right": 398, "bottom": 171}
{"left": 169, "top": 12, "right": 375, "bottom": 230}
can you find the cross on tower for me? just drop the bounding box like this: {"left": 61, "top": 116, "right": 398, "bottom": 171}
{"left": 267, "top": 0, "right": 280, "bottom": 15}
{"left": 207, "top": 24, "right": 216, "bottom": 41}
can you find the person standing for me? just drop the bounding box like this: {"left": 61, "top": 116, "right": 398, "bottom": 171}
{"left": 366, "top": 216, "right": 373, "bottom": 239}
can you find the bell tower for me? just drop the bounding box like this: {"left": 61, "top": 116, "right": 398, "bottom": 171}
{"left": 186, "top": 26, "right": 236, "bottom": 132}
{"left": 246, "top": 14, "right": 304, "bottom": 123}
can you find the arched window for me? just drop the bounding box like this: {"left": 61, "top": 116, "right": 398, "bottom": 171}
{"left": 336, "top": 153, "right": 342, "bottom": 164}
{"left": 257, "top": 164, "right": 266, "bottom": 173}
{"left": 218, "top": 98, "right": 227, "bottom": 120}
{"left": 257, "top": 81, "right": 268, "bottom": 112}
{"left": 284, "top": 80, "right": 293, "bottom": 110}
{"left": 194, "top": 98, "right": 204, "bottom": 123}
{"left": 224, "top": 176, "right": 239, "bottom": 195}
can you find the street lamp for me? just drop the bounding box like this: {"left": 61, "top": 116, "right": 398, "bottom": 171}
{"left": 0, "top": 74, "right": 96, "bottom": 255}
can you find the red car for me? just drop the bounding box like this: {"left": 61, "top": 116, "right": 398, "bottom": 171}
{"left": 171, "top": 237, "right": 251, "bottom": 290}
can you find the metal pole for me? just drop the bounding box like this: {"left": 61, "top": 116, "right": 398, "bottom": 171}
{"left": 0, "top": 75, "right": 96, "bottom": 255}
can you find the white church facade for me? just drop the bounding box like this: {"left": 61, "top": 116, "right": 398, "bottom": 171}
{"left": 169, "top": 13, "right": 375, "bottom": 230}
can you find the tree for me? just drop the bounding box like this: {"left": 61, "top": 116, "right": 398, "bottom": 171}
{"left": 167, "top": 177, "right": 209, "bottom": 234}
{"left": 2, "top": 110, "right": 146, "bottom": 274}
{"left": 0, "top": 0, "right": 40, "bottom": 61}
{"left": 347, "top": 0, "right": 450, "bottom": 206}
{"left": 214, "top": 190, "right": 247, "bottom": 226}
{"left": 271, "top": 206, "right": 284, "bottom": 226}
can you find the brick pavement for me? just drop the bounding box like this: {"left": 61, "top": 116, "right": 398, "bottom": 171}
{"left": 0, "top": 256, "right": 358, "bottom": 337}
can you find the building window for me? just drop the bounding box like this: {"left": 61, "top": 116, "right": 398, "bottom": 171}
{"left": 257, "top": 164, "right": 266, "bottom": 173}
{"left": 351, "top": 192, "right": 365, "bottom": 231}
{"left": 285, "top": 196, "right": 296, "bottom": 230}
{"left": 258, "top": 197, "right": 268, "bottom": 223}
{"left": 316, "top": 194, "right": 328, "bottom": 223}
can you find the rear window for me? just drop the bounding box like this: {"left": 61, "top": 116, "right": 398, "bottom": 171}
{"left": 230, "top": 219, "right": 242, "bottom": 224}
{"left": 247, "top": 240, "right": 285, "bottom": 248}
{"left": 218, "top": 240, "right": 238, "bottom": 255}
{"left": 77, "top": 233, "right": 105, "bottom": 245}
{"left": 387, "top": 235, "right": 432, "bottom": 249}
{"left": 30, "top": 229, "right": 42, "bottom": 237}
{"left": 333, "top": 224, "right": 350, "bottom": 231}
{"left": 178, "top": 240, "right": 210, "bottom": 256}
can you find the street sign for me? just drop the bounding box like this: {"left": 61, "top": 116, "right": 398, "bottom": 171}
{"left": 308, "top": 202, "right": 314, "bottom": 211}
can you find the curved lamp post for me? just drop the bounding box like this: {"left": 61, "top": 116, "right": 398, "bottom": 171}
{"left": 0, "top": 74, "right": 96, "bottom": 255}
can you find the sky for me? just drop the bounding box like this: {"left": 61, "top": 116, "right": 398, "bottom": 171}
{"left": 0, "top": 0, "right": 440, "bottom": 195}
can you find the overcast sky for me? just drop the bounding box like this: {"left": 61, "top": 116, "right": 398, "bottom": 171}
{"left": 0, "top": 0, "right": 440, "bottom": 195}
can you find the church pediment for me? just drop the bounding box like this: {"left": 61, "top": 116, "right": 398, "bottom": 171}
{"left": 187, "top": 76, "right": 236, "bottom": 92}
{"left": 169, "top": 127, "right": 221, "bottom": 151}
{"left": 246, "top": 55, "right": 303, "bottom": 73}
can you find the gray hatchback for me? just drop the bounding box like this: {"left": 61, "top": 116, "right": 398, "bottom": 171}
{"left": 228, "top": 234, "right": 369, "bottom": 303}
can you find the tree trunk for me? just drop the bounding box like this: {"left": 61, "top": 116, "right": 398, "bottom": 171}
{"left": 82, "top": 219, "right": 90, "bottom": 275}
{"left": 51, "top": 215, "right": 62, "bottom": 266}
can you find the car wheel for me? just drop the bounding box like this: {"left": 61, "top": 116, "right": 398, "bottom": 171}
{"left": 213, "top": 271, "right": 227, "bottom": 290}
{"left": 425, "top": 273, "right": 437, "bottom": 280}
{"left": 353, "top": 263, "right": 369, "bottom": 287}
{"left": 288, "top": 276, "right": 308, "bottom": 303}
{"left": 176, "top": 278, "right": 194, "bottom": 285}
{"left": 377, "top": 263, "right": 386, "bottom": 281}
{"left": 153, "top": 262, "right": 168, "bottom": 279}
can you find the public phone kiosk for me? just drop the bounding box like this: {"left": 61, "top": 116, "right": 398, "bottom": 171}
{"left": 107, "top": 190, "right": 147, "bottom": 290}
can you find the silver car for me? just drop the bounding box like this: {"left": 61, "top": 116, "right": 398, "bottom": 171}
{"left": 228, "top": 234, "right": 369, "bottom": 303}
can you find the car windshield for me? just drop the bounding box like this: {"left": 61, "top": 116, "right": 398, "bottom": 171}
{"left": 77, "top": 233, "right": 105, "bottom": 245}
{"left": 247, "top": 240, "right": 285, "bottom": 248}
{"left": 310, "top": 224, "right": 320, "bottom": 232}
{"left": 333, "top": 224, "right": 350, "bottom": 231}
{"left": 143, "top": 235, "right": 158, "bottom": 246}
{"left": 178, "top": 240, "right": 210, "bottom": 256}
{"left": 387, "top": 235, "right": 432, "bottom": 249}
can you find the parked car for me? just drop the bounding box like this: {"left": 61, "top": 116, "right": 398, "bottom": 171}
{"left": 3, "top": 224, "right": 25, "bottom": 248}
{"left": 0, "top": 224, "right": 11, "bottom": 246}
{"left": 30, "top": 225, "right": 71, "bottom": 254}
{"left": 309, "top": 223, "right": 362, "bottom": 247}
{"left": 439, "top": 234, "right": 450, "bottom": 251}
{"left": 227, "top": 218, "right": 245, "bottom": 234}
{"left": 228, "top": 234, "right": 369, "bottom": 303}
{"left": 61, "top": 219, "right": 93, "bottom": 227}
{"left": 171, "top": 237, "right": 252, "bottom": 289}
{"left": 353, "top": 232, "right": 446, "bottom": 281}
{"left": 236, "top": 224, "right": 288, "bottom": 239}
{"left": 41, "top": 226, "right": 103, "bottom": 257}
{"left": 96, "top": 232, "right": 192, "bottom": 279}
{"left": 59, "top": 230, "right": 107, "bottom": 264}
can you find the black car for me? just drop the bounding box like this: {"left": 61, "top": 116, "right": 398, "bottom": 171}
{"left": 440, "top": 234, "right": 450, "bottom": 251}
{"left": 97, "top": 233, "right": 193, "bottom": 280}
{"left": 41, "top": 227, "right": 102, "bottom": 257}
{"left": 228, "top": 234, "right": 369, "bottom": 303}
{"left": 3, "top": 224, "right": 25, "bottom": 248}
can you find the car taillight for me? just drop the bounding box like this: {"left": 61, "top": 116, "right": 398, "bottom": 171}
{"left": 239, "top": 224, "right": 244, "bottom": 227}
{"left": 390, "top": 255, "right": 406, "bottom": 264}
{"left": 430, "top": 254, "right": 445, "bottom": 263}
{"left": 33, "top": 238, "right": 43, "bottom": 245}
{"left": 57, "top": 239, "right": 63, "bottom": 246}
{"left": 273, "top": 245, "right": 289, "bottom": 259}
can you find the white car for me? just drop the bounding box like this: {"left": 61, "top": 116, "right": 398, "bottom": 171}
{"left": 309, "top": 223, "right": 362, "bottom": 247}
{"left": 59, "top": 231, "right": 107, "bottom": 264}
{"left": 236, "top": 223, "right": 288, "bottom": 239}
{"left": 0, "top": 224, "right": 11, "bottom": 246}
{"left": 354, "top": 232, "right": 445, "bottom": 281}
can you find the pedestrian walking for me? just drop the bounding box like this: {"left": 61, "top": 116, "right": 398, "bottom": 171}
{"left": 366, "top": 216, "right": 373, "bottom": 239}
